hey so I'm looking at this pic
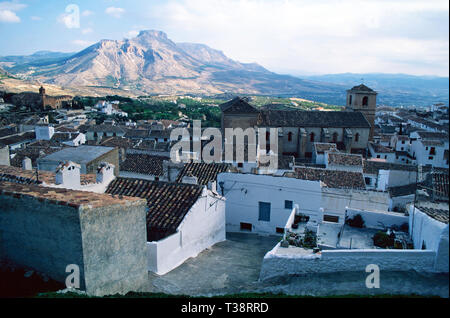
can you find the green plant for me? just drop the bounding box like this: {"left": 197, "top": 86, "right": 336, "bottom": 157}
{"left": 346, "top": 214, "right": 365, "bottom": 228}
{"left": 373, "top": 231, "right": 395, "bottom": 248}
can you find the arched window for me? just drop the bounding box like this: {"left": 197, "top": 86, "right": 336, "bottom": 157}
{"left": 362, "top": 96, "right": 369, "bottom": 106}
{"left": 310, "top": 132, "right": 315, "bottom": 142}
{"left": 349, "top": 95, "right": 353, "bottom": 105}
{"left": 288, "top": 132, "right": 293, "bottom": 142}
{"left": 332, "top": 132, "right": 338, "bottom": 143}
{"left": 355, "top": 133, "right": 360, "bottom": 142}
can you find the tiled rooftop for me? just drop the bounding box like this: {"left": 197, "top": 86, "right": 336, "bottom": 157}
{"left": 99, "top": 136, "right": 135, "bottom": 149}
{"left": 0, "top": 165, "right": 96, "bottom": 185}
{"left": 363, "top": 160, "right": 417, "bottom": 175}
{"left": 176, "top": 162, "right": 232, "bottom": 185}
{"left": 105, "top": 177, "right": 204, "bottom": 241}
{"left": 327, "top": 152, "right": 363, "bottom": 167}
{"left": 0, "top": 180, "right": 143, "bottom": 209}
{"left": 284, "top": 167, "right": 366, "bottom": 190}
{"left": 39, "top": 145, "right": 115, "bottom": 164}
{"left": 121, "top": 154, "right": 169, "bottom": 176}
{"left": 369, "top": 142, "right": 395, "bottom": 153}
{"left": 416, "top": 203, "right": 449, "bottom": 224}
{"left": 314, "top": 142, "right": 338, "bottom": 154}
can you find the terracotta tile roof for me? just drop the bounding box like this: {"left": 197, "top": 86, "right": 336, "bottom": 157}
{"left": 363, "top": 160, "right": 417, "bottom": 175}
{"left": 285, "top": 167, "right": 366, "bottom": 190}
{"left": 327, "top": 152, "right": 363, "bottom": 167}
{"left": 389, "top": 183, "right": 417, "bottom": 197}
{"left": 314, "top": 143, "right": 338, "bottom": 154}
{"left": 258, "top": 110, "right": 371, "bottom": 128}
{"left": 0, "top": 180, "right": 144, "bottom": 210}
{"left": 10, "top": 147, "right": 62, "bottom": 168}
{"left": 416, "top": 204, "right": 449, "bottom": 224}
{"left": 369, "top": 142, "right": 395, "bottom": 153}
{"left": 0, "top": 165, "right": 96, "bottom": 185}
{"left": 0, "top": 131, "right": 35, "bottom": 147}
{"left": 99, "top": 136, "right": 135, "bottom": 149}
{"left": 220, "top": 97, "right": 259, "bottom": 113}
{"left": 105, "top": 177, "right": 204, "bottom": 241}
{"left": 176, "top": 162, "right": 232, "bottom": 185}
{"left": 124, "top": 128, "right": 150, "bottom": 139}
{"left": 121, "top": 154, "right": 169, "bottom": 176}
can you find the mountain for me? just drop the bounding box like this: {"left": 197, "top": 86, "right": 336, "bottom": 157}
{"left": 302, "top": 73, "right": 449, "bottom": 107}
{"left": 0, "top": 30, "right": 448, "bottom": 107}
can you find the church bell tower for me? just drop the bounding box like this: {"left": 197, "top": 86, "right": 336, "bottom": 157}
{"left": 346, "top": 84, "right": 377, "bottom": 139}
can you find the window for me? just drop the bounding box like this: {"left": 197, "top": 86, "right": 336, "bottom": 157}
{"left": 332, "top": 132, "right": 338, "bottom": 143}
{"left": 430, "top": 147, "right": 436, "bottom": 155}
{"left": 401, "top": 140, "right": 405, "bottom": 144}
{"left": 258, "top": 202, "right": 271, "bottom": 222}
{"left": 285, "top": 200, "right": 293, "bottom": 209}
{"left": 362, "top": 96, "right": 369, "bottom": 106}
{"left": 276, "top": 227, "right": 285, "bottom": 234}
{"left": 240, "top": 222, "right": 252, "bottom": 232}
{"left": 349, "top": 95, "right": 353, "bottom": 105}
{"left": 377, "top": 155, "right": 381, "bottom": 158}
{"left": 365, "top": 177, "right": 372, "bottom": 185}
{"left": 324, "top": 215, "right": 339, "bottom": 223}
{"left": 155, "top": 177, "right": 159, "bottom": 181}
{"left": 355, "top": 133, "right": 360, "bottom": 142}
{"left": 310, "top": 132, "right": 315, "bottom": 142}
{"left": 266, "top": 131, "right": 270, "bottom": 141}
{"left": 429, "top": 156, "right": 434, "bottom": 160}
{"left": 237, "top": 162, "right": 243, "bottom": 168}
{"left": 384, "top": 155, "right": 387, "bottom": 159}
{"left": 288, "top": 132, "right": 293, "bottom": 142}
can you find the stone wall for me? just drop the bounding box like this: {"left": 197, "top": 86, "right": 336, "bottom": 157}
{"left": 0, "top": 192, "right": 148, "bottom": 296}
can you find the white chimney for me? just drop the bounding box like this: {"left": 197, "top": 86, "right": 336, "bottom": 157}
{"left": 55, "top": 161, "right": 81, "bottom": 188}
{"left": 207, "top": 181, "right": 217, "bottom": 193}
{"left": 182, "top": 175, "right": 198, "bottom": 185}
{"left": 22, "top": 157, "right": 32, "bottom": 170}
{"left": 35, "top": 125, "right": 55, "bottom": 141}
{"left": 96, "top": 162, "right": 115, "bottom": 184}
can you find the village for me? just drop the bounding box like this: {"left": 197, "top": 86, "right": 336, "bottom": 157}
{"left": 0, "top": 83, "right": 448, "bottom": 297}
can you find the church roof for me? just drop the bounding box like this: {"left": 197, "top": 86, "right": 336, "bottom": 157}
{"left": 257, "top": 110, "right": 371, "bottom": 128}
{"left": 348, "top": 84, "right": 377, "bottom": 94}
{"left": 220, "top": 97, "right": 259, "bottom": 113}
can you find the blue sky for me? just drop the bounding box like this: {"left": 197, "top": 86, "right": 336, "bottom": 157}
{"left": 0, "top": 0, "right": 448, "bottom": 76}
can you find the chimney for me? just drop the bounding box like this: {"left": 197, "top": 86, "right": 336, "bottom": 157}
{"left": 96, "top": 162, "right": 115, "bottom": 184}
{"left": 22, "top": 157, "right": 32, "bottom": 170}
{"left": 55, "top": 161, "right": 81, "bottom": 188}
{"left": 182, "top": 174, "right": 198, "bottom": 185}
{"left": 35, "top": 125, "right": 55, "bottom": 141}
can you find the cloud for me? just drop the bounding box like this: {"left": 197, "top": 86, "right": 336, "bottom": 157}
{"left": 105, "top": 7, "right": 125, "bottom": 18}
{"left": 126, "top": 30, "right": 139, "bottom": 38}
{"left": 81, "top": 10, "right": 94, "bottom": 17}
{"left": 0, "top": 9, "right": 19, "bottom": 22}
{"left": 31, "top": 16, "right": 42, "bottom": 21}
{"left": 72, "top": 39, "right": 94, "bottom": 47}
{"left": 0, "top": 1, "right": 26, "bottom": 23}
{"left": 82, "top": 27, "right": 93, "bottom": 34}
{"left": 152, "top": 0, "right": 449, "bottom": 76}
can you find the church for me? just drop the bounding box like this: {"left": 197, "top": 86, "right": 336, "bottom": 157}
{"left": 220, "top": 84, "right": 377, "bottom": 159}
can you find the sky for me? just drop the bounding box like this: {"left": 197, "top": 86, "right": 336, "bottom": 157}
{"left": 0, "top": 0, "right": 448, "bottom": 77}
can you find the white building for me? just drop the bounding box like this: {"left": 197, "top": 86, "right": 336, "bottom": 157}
{"left": 105, "top": 178, "right": 226, "bottom": 275}
{"left": 410, "top": 131, "right": 449, "bottom": 168}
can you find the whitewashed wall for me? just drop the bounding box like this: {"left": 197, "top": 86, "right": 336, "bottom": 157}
{"left": 260, "top": 243, "right": 437, "bottom": 281}
{"left": 147, "top": 189, "right": 226, "bottom": 275}
{"left": 409, "top": 206, "right": 449, "bottom": 272}
{"left": 346, "top": 208, "right": 408, "bottom": 230}
{"left": 217, "top": 173, "right": 322, "bottom": 235}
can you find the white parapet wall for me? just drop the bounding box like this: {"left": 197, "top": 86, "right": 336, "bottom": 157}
{"left": 346, "top": 208, "right": 409, "bottom": 230}
{"left": 259, "top": 243, "right": 437, "bottom": 281}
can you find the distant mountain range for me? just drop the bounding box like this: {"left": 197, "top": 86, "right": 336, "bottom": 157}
{"left": 0, "top": 30, "right": 448, "bottom": 107}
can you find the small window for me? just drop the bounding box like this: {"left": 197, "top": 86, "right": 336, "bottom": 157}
{"left": 349, "top": 95, "right": 353, "bottom": 105}
{"left": 332, "top": 132, "right": 338, "bottom": 143}
{"left": 324, "top": 215, "right": 339, "bottom": 223}
{"left": 237, "top": 162, "right": 243, "bottom": 168}
{"left": 362, "top": 96, "right": 369, "bottom": 106}
{"left": 276, "top": 227, "right": 285, "bottom": 234}
{"left": 240, "top": 222, "right": 252, "bottom": 232}
{"left": 155, "top": 177, "right": 159, "bottom": 181}
{"left": 288, "top": 132, "right": 293, "bottom": 142}
{"left": 310, "top": 132, "right": 315, "bottom": 142}
{"left": 384, "top": 155, "right": 387, "bottom": 159}
{"left": 365, "top": 177, "right": 371, "bottom": 185}
{"left": 428, "top": 156, "right": 433, "bottom": 160}
{"left": 285, "top": 200, "right": 293, "bottom": 209}
{"left": 258, "top": 202, "right": 271, "bottom": 222}
{"left": 355, "top": 133, "right": 360, "bottom": 142}
{"left": 401, "top": 141, "right": 405, "bottom": 144}
{"left": 376, "top": 155, "right": 381, "bottom": 158}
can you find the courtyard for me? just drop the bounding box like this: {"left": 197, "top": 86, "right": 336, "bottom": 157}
{"left": 147, "top": 232, "right": 449, "bottom": 298}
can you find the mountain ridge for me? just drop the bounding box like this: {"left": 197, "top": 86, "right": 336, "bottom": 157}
{"left": 0, "top": 30, "right": 448, "bottom": 107}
